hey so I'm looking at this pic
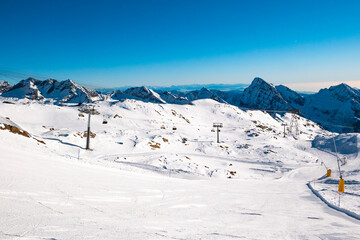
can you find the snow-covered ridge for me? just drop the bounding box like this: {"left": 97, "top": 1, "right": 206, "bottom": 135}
{"left": 3, "top": 77, "right": 360, "bottom": 132}
{"left": 1, "top": 78, "right": 101, "bottom": 103}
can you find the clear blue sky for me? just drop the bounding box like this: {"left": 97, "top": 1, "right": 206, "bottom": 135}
{"left": 1, "top": 0, "right": 360, "bottom": 90}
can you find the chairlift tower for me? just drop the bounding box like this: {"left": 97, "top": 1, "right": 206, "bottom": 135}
{"left": 79, "top": 104, "right": 100, "bottom": 150}
{"left": 213, "top": 123, "right": 223, "bottom": 143}
{"left": 288, "top": 109, "right": 301, "bottom": 136}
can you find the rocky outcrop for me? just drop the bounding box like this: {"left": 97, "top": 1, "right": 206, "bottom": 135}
{"left": 0, "top": 81, "right": 11, "bottom": 93}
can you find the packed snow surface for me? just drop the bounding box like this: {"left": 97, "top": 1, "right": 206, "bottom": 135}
{"left": 0, "top": 99, "right": 359, "bottom": 239}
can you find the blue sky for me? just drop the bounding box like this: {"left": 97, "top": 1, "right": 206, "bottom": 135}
{"left": 0, "top": 0, "right": 360, "bottom": 90}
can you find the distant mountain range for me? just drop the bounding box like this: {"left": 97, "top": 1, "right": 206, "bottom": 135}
{"left": 96, "top": 83, "right": 248, "bottom": 93}
{"left": 1, "top": 77, "right": 360, "bottom": 133}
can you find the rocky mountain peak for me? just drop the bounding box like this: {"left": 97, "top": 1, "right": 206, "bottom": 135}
{"left": 240, "top": 77, "right": 290, "bottom": 111}
{"left": 326, "top": 83, "right": 360, "bottom": 102}
{"left": 123, "top": 86, "right": 166, "bottom": 103}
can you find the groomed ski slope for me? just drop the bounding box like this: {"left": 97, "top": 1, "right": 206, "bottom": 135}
{"left": 1, "top": 143, "right": 360, "bottom": 239}
{"left": 0, "top": 99, "right": 359, "bottom": 239}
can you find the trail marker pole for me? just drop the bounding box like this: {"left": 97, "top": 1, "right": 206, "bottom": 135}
{"left": 213, "top": 123, "right": 223, "bottom": 143}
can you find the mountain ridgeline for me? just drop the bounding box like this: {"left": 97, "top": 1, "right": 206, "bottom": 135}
{"left": 1, "top": 77, "right": 360, "bottom": 133}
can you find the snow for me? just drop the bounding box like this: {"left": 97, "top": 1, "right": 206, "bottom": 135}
{"left": 0, "top": 99, "right": 360, "bottom": 239}
{"left": 4, "top": 77, "right": 360, "bottom": 134}
{"left": 311, "top": 133, "right": 360, "bottom": 216}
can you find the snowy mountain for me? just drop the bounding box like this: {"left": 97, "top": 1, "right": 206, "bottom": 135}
{"left": 240, "top": 77, "right": 291, "bottom": 111}
{"left": 1, "top": 78, "right": 101, "bottom": 103}
{"left": 237, "top": 79, "right": 360, "bottom": 132}
{"left": 4, "top": 77, "right": 360, "bottom": 133}
{"left": 301, "top": 83, "right": 360, "bottom": 132}
{"left": 183, "top": 87, "right": 227, "bottom": 103}
{"left": 1, "top": 78, "right": 43, "bottom": 100}
{"left": 109, "top": 86, "right": 166, "bottom": 103}
{"left": 110, "top": 87, "right": 227, "bottom": 104}
{"left": 156, "top": 90, "right": 190, "bottom": 104}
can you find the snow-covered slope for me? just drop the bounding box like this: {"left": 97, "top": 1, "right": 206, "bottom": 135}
{"left": 0, "top": 99, "right": 359, "bottom": 239}
{"left": 311, "top": 133, "right": 360, "bottom": 215}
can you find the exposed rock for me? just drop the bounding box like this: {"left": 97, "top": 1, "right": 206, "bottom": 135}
{"left": 83, "top": 131, "right": 96, "bottom": 138}
{"left": 0, "top": 123, "right": 30, "bottom": 137}
{"left": 240, "top": 78, "right": 290, "bottom": 111}
{"left": 0, "top": 81, "right": 11, "bottom": 93}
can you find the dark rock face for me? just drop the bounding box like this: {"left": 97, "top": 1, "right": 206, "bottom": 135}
{"left": 240, "top": 77, "right": 290, "bottom": 111}
{"left": 0, "top": 81, "right": 11, "bottom": 93}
